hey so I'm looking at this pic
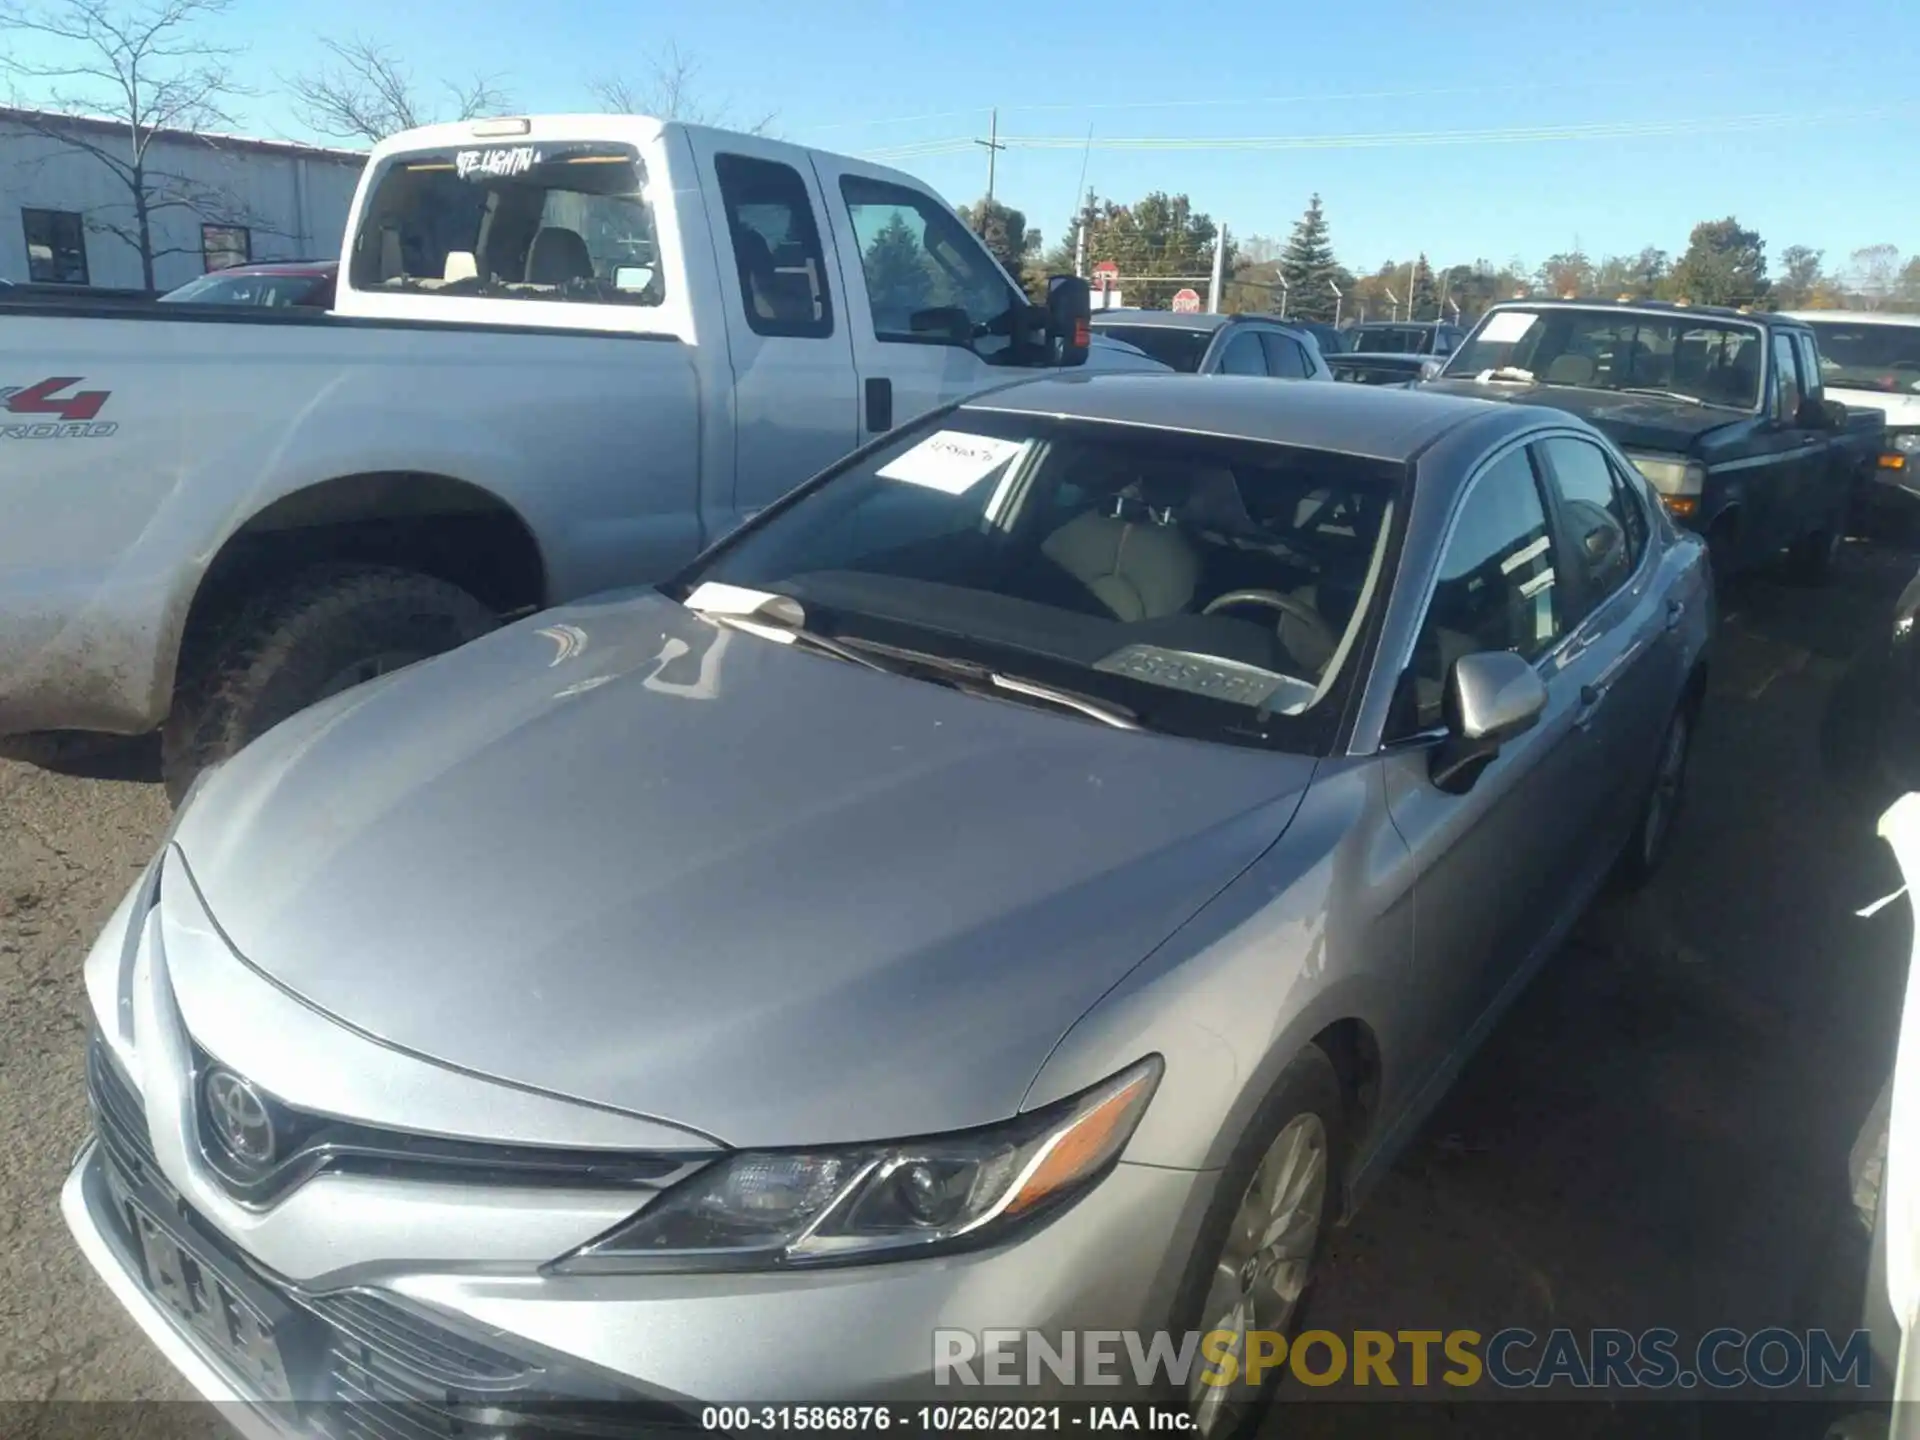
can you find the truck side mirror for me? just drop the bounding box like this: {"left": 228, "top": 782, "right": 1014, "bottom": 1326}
{"left": 1046, "top": 275, "right": 1091, "bottom": 368}
{"left": 1796, "top": 396, "right": 1837, "bottom": 430}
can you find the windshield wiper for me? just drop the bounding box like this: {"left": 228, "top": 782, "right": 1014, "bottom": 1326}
{"left": 1615, "top": 386, "right": 1705, "bottom": 407}
{"left": 1475, "top": 366, "right": 1536, "bottom": 385}
{"left": 840, "top": 637, "right": 1142, "bottom": 731}
{"left": 706, "top": 612, "right": 894, "bottom": 674}
{"left": 986, "top": 673, "right": 1141, "bottom": 730}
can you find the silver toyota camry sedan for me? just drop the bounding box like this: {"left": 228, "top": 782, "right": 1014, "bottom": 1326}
{"left": 63, "top": 375, "right": 1712, "bottom": 1437}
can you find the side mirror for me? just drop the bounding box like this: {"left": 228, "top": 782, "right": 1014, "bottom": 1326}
{"left": 1046, "top": 275, "right": 1092, "bottom": 368}
{"left": 1429, "top": 650, "right": 1548, "bottom": 793}
{"left": 909, "top": 306, "right": 974, "bottom": 346}
{"left": 1824, "top": 398, "right": 1849, "bottom": 430}
{"left": 1796, "top": 396, "right": 1835, "bottom": 430}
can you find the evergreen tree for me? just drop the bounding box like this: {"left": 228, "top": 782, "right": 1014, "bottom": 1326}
{"left": 861, "top": 211, "right": 936, "bottom": 314}
{"left": 1279, "top": 195, "right": 1341, "bottom": 323}
{"left": 1410, "top": 253, "right": 1438, "bottom": 320}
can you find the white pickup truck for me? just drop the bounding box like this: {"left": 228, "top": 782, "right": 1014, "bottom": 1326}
{"left": 0, "top": 113, "right": 1159, "bottom": 798}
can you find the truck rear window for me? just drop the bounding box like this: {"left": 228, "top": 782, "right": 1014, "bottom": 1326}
{"left": 347, "top": 142, "right": 663, "bottom": 307}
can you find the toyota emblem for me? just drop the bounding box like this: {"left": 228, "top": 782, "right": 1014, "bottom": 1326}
{"left": 203, "top": 1068, "right": 276, "bottom": 1168}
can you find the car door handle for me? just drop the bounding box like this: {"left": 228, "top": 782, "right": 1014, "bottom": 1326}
{"left": 1577, "top": 682, "right": 1609, "bottom": 726}
{"left": 864, "top": 377, "right": 893, "bottom": 433}
{"left": 1665, "top": 598, "right": 1685, "bottom": 631}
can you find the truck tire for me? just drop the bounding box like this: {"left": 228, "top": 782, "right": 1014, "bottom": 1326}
{"left": 161, "top": 564, "right": 496, "bottom": 804}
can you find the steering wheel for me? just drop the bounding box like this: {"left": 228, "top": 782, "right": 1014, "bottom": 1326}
{"left": 1202, "top": 589, "right": 1338, "bottom": 657}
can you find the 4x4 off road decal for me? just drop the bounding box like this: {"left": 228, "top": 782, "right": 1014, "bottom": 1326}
{"left": 0, "top": 377, "right": 116, "bottom": 438}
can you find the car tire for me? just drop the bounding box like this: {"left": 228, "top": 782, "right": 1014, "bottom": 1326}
{"left": 1165, "top": 1046, "right": 1348, "bottom": 1440}
{"left": 1615, "top": 700, "right": 1694, "bottom": 891}
{"left": 161, "top": 564, "right": 496, "bottom": 804}
{"left": 1789, "top": 523, "right": 1843, "bottom": 585}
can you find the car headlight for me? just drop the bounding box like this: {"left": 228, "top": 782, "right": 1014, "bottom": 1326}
{"left": 1626, "top": 452, "right": 1706, "bottom": 497}
{"left": 553, "top": 1057, "right": 1162, "bottom": 1274}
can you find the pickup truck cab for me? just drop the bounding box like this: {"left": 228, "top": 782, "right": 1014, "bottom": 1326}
{"left": 1425, "top": 300, "right": 1884, "bottom": 583}
{"left": 1088, "top": 309, "right": 1334, "bottom": 380}
{"left": 0, "top": 113, "right": 1144, "bottom": 798}
{"left": 1781, "top": 311, "right": 1920, "bottom": 521}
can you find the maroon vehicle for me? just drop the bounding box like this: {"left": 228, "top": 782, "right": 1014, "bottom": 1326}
{"left": 160, "top": 260, "right": 337, "bottom": 309}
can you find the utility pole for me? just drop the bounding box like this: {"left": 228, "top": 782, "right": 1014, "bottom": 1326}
{"left": 1207, "top": 223, "right": 1227, "bottom": 314}
{"left": 1072, "top": 187, "right": 1094, "bottom": 278}
{"left": 1329, "top": 277, "right": 1343, "bottom": 329}
{"left": 1385, "top": 287, "right": 1400, "bottom": 323}
{"left": 974, "top": 109, "right": 1007, "bottom": 207}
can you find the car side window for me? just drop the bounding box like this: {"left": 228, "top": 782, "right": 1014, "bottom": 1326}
{"left": 1219, "top": 331, "right": 1267, "bottom": 375}
{"left": 1539, "top": 436, "right": 1637, "bottom": 612}
{"left": 839, "top": 176, "right": 1015, "bottom": 354}
{"left": 1773, "top": 333, "right": 1804, "bottom": 424}
{"left": 714, "top": 154, "right": 833, "bottom": 340}
{"left": 1607, "top": 456, "right": 1652, "bottom": 564}
{"left": 1397, "top": 447, "right": 1562, "bottom": 735}
{"left": 1260, "top": 332, "right": 1310, "bottom": 379}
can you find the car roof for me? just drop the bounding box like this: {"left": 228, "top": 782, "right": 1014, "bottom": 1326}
{"left": 959, "top": 373, "right": 1529, "bottom": 463}
{"left": 1353, "top": 319, "right": 1450, "bottom": 329}
{"left": 210, "top": 260, "right": 337, "bottom": 277}
{"left": 1780, "top": 309, "right": 1920, "bottom": 330}
{"left": 1486, "top": 297, "right": 1800, "bottom": 328}
{"left": 1090, "top": 309, "right": 1235, "bottom": 332}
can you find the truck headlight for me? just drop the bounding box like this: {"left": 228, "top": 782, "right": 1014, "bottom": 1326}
{"left": 1892, "top": 433, "right": 1920, "bottom": 456}
{"left": 552, "top": 1057, "right": 1161, "bottom": 1274}
{"left": 1627, "top": 453, "right": 1706, "bottom": 518}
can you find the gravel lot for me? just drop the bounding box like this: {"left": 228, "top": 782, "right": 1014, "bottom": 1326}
{"left": 1, "top": 544, "right": 1915, "bottom": 1435}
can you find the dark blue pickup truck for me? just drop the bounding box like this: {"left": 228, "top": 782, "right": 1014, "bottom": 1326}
{"left": 1425, "top": 300, "right": 1885, "bottom": 582}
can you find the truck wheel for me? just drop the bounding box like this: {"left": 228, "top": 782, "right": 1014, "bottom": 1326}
{"left": 161, "top": 564, "right": 496, "bottom": 804}
{"left": 1789, "top": 523, "right": 1843, "bottom": 585}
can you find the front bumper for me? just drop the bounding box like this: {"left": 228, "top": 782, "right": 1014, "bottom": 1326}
{"left": 64, "top": 1103, "right": 1212, "bottom": 1436}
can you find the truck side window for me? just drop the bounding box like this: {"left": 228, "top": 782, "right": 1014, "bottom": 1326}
{"left": 1794, "top": 333, "right": 1823, "bottom": 401}
{"left": 713, "top": 154, "right": 833, "bottom": 340}
{"left": 1773, "top": 334, "right": 1804, "bottom": 425}
{"left": 839, "top": 176, "right": 1016, "bottom": 356}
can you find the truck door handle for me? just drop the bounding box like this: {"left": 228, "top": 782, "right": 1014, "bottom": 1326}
{"left": 865, "top": 377, "right": 893, "bottom": 433}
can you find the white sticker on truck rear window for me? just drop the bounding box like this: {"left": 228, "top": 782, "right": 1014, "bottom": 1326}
{"left": 1479, "top": 310, "right": 1537, "bottom": 344}
{"left": 876, "top": 431, "right": 1027, "bottom": 494}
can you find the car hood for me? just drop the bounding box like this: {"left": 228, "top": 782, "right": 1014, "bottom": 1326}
{"left": 171, "top": 591, "right": 1312, "bottom": 1148}
{"left": 1422, "top": 378, "right": 1743, "bottom": 452}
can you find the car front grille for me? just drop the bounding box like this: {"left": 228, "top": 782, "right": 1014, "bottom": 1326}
{"left": 85, "top": 1035, "right": 676, "bottom": 1436}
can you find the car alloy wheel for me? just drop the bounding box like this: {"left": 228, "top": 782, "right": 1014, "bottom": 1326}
{"left": 1188, "top": 1113, "right": 1329, "bottom": 1436}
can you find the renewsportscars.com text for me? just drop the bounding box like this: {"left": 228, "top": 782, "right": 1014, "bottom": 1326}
{"left": 934, "top": 1327, "right": 1874, "bottom": 1391}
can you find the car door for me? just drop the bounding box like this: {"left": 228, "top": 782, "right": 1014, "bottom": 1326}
{"left": 686, "top": 136, "right": 860, "bottom": 521}
{"left": 809, "top": 156, "right": 1029, "bottom": 444}
{"left": 1534, "top": 432, "right": 1679, "bottom": 858}
{"left": 1378, "top": 442, "right": 1617, "bottom": 1084}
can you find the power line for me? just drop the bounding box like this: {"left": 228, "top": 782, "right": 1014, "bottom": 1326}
{"left": 860, "top": 105, "right": 1915, "bottom": 161}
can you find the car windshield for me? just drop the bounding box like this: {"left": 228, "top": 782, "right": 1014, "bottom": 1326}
{"left": 346, "top": 141, "right": 663, "bottom": 306}
{"left": 1089, "top": 323, "right": 1211, "bottom": 373}
{"left": 1802, "top": 321, "right": 1920, "bottom": 395}
{"left": 1444, "top": 306, "right": 1765, "bottom": 409}
{"left": 671, "top": 409, "right": 1404, "bottom": 755}
{"left": 162, "top": 272, "right": 323, "bottom": 307}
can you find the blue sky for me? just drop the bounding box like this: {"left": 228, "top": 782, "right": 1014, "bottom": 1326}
{"left": 44, "top": 0, "right": 1920, "bottom": 275}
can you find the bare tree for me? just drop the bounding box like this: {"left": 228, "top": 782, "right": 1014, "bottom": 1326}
{"left": 1847, "top": 244, "right": 1904, "bottom": 311}
{"left": 287, "top": 36, "right": 512, "bottom": 145}
{"left": 0, "top": 0, "right": 289, "bottom": 289}
{"left": 587, "top": 43, "right": 774, "bottom": 135}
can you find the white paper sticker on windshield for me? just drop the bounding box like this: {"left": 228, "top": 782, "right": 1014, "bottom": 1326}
{"left": 1479, "top": 310, "right": 1537, "bottom": 344}
{"left": 876, "top": 431, "right": 1027, "bottom": 495}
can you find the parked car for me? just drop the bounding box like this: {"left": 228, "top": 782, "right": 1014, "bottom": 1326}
{"left": 1089, "top": 309, "right": 1334, "bottom": 380}
{"left": 160, "top": 261, "right": 339, "bottom": 309}
{"left": 1426, "top": 300, "right": 1885, "bottom": 582}
{"left": 1286, "top": 317, "right": 1347, "bottom": 356}
{"left": 0, "top": 113, "right": 1136, "bottom": 802}
{"left": 64, "top": 376, "right": 1711, "bottom": 1437}
{"left": 1343, "top": 320, "right": 1466, "bottom": 356}
{"left": 1329, "top": 352, "right": 1445, "bottom": 387}
{"left": 1781, "top": 311, "right": 1920, "bottom": 527}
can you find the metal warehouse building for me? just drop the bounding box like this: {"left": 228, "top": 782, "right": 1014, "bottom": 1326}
{"left": 0, "top": 108, "right": 366, "bottom": 293}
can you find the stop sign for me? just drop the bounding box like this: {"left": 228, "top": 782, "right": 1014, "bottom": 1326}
{"left": 1092, "top": 260, "right": 1119, "bottom": 280}
{"left": 1171, "top": 288, "right": 1202, "bottom": 313}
